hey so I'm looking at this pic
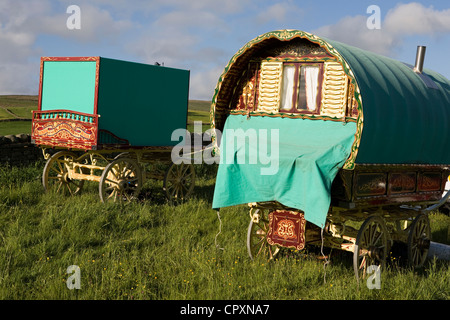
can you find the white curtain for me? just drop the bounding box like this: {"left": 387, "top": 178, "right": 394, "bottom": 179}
{"left": 304, "top": 66, "right": 319, "bottom": 111}
{"left": 280, "top": 65, "right": 296, "bottom": 111}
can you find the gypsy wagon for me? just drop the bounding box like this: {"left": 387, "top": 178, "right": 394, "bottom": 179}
{"left": 210, "top": 30, "right": 450, "bottom": 280}
{"left": 32, "top": 56, "right": 195, "bottom": 203}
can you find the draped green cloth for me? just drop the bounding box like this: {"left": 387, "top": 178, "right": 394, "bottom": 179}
{"left": 212, "top": 114, "right": 357, "bottom": 227}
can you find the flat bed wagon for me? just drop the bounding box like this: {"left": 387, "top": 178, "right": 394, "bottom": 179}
{"left": 32, "top": 56, "right": 195, "bottom": 203}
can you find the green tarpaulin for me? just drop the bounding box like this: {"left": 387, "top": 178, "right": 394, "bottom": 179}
{"left": 212, "top": 114, "right": 357, "bottom": 228}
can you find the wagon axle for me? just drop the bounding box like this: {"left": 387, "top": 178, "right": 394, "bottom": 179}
{"left": 416, "top": 236, "right": 431, "bottom": 251}
{"left": 365, "top": 245, "right": 385, "bottom": 261}
{"left": 42, "top": 150, "right": 196, "bottom": 204}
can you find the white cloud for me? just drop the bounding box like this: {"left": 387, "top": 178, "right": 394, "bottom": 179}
{"left": 384, "top": 2, "right": 450, "bottom": 35}
{"left": 256, "top": 2, "right": 303, "bottom": 25}
{"left": 140, "top": 0, "right": 251, "bottom": 15}
{"left": 0, "top": 64, "right": 36, "bottom": 95}
{"left": 28, "top": 4, "right": 132, "bottom": 43}
{"left": 0, "top": 1, "right": 49, "bottom": 94}
{"left": 0, "top": 0, "right": 132, "bottom": 95}
{"left": 129, "top": 31, "right": 201, "bottom": 67}
{"left": 190, "top": 66, "right": 224, "bottom": 100}
{"left": 314, "top": 15, "right": 397, "bottom": 56}
{"left": 3, "top": 1, "right": 446, "bottom": 99}
{"left": 126, "top": 5, "right": 231, "bottom": 99}
{"left": 313, "top": 2, "right": 450, "bottom": 56}
{"left": 256, "top": 3, "right": 289, "bottom": 24}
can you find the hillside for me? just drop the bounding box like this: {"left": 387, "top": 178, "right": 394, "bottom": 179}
{"left": 0, "top": 95, "right": 211, "bottom": 135}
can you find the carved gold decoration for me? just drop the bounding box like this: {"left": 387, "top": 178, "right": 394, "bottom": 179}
{"left": 210, "top": 30, "right": 364, "bottom": 170}
{"left": 274, "top": 219, "right": 297, "bottom": 240}
{"left": 320, "top": 62, "right": 348, "bottom": 118}
{"left": 257, "top": 61, "right": 283, "bottom": 113}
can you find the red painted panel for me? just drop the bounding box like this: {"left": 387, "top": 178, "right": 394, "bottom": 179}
{"left": 267, "top": 210, "right": 306, "bottom": 250}
{"left": 31, "top": 110, "right": 99, "bottom": 150}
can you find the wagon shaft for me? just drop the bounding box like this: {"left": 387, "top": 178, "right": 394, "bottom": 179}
{"left": 70, "top": 162, "right": 105, "bottom": 182}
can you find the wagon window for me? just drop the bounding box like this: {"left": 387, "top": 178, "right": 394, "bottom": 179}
{"left": 279, "top": 63, "right": 322, "bottom": 114}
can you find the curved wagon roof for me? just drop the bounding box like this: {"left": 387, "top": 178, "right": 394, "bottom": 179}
{"left": 210, "top": 29, "right": 450, "bottom": 168}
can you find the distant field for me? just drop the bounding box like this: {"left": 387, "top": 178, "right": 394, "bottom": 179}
{"left": 0, "top": 121, "right": 32, "bottom": 136}
{"left": 0, "top": 95, "right": 211, "bottom": 136}
{"left": 188, "top": 99, "right": 211, "bottom": 112}
{"left": 0, "top": 95, "right": 38, "bottom": 108}
{"left": 0, "top": 95, "right": 37, "bottom": 135}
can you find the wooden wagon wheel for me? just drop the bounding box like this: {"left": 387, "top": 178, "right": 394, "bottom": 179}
{"left": 353, "top": 215, "right": 389, "bottom": 282}
{"left": 42, "top": 151, "right": 84, "bottom": 195}
{"left": 99, "top": 157, "right": 142, "bottom": 203}
{"left": 407, "top": 213, "right": 431, "bottom": 269}
{"left": 163, "top": 162, "right": 195, "bottom": 204}
{"left": 247, "top": 209, "right": 280, "bottom": 261}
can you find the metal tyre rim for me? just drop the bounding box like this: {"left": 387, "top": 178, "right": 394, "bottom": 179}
{"left": 407, "top": 213, "right": 431, "bottom": 269}
{"left": 163, "top": 163, "right": 196, "bottom": 204}
{"left": 353, "top": 215, "right": 389, "bottom": 282}
{"left": 247, "top": 209, "right": 280, "bottom": 261}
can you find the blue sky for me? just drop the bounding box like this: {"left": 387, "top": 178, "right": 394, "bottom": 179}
{"left": 0, "top": 0, "right": 449, "bottom": 100}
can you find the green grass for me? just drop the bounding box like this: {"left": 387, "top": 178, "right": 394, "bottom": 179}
{"left": 0, "top": 161, "right": 449, "bottom": 300}
{"left": 187, "top": 110, "right": 211, "bottom": 133}
{"left": 6, "top": 106, "right": 34, "bottom": 119}
{"left": 0, "top": 95, "right": 448, "bottom": 301}
{"left": 0, "top": 95, "right": 36, "bottom": 135}
{"left": 0, "top": 121, "right": 32, "bottom": 136}
{"left": 187, "top": 100, "right": 211, "bottom": 133}
{"left": 0, "top": 109, "right": 13, "bottom": 120}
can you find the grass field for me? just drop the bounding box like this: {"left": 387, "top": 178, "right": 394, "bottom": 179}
{"left": 0, "top": 95, "right": 36, "bottom": 136}
{"left": 0, "top": 162, "right": 449, "bottom": 301}
{"left": 187, "top": 100, "right": 211, "bottom": 133}
{"left": 0, "top": 95, "right": 449, "bottom": 302}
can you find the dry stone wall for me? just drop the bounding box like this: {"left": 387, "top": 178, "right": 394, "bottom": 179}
{"left": 0, "top": 134, "right": 43, "bottom": 166}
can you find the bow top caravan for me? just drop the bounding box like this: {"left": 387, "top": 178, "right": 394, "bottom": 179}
{"left": 210, "top": 30, "right": 450, "bottom": 273}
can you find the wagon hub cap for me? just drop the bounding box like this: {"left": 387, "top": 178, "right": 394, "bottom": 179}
{"left": 62, "top": 172, "right": 71, "bottom": 183}
{"left": 368, "top": 245, "right": 383, "bottom": 260}
{"left": 118, "top": 180, "right": 127, "bottom": 190}
{"left": 417, "top": 237, "right": 430, "bottom": 250}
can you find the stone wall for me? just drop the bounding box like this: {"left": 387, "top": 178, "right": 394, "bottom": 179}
{"left": 0, "top": 134, "right": 43, "bottom": 166}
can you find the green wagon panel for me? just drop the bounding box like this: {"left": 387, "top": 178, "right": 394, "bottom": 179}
{"left": 40, "top": 61, "right": 97, "bottom": 115}
{"left": 97, "top": 58, "right": 190, "bottom": 147}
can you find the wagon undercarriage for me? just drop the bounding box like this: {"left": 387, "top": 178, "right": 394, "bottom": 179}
{"left": 246, "top": 200, "right": 436, "bottom": 281}
{"left": 41, "top": 148, "right": 196, "bottom": 204}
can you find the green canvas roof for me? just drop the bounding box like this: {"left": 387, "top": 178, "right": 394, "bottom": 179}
{"left": 210, "top": 30, "right": 450, "bottom": 167}
{"left": 326, "top": 38, "right": 450, "bottom": 165}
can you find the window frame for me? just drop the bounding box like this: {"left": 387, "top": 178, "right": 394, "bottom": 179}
{"left": 279, "top": 62, "right": 324, "bottom": 115}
